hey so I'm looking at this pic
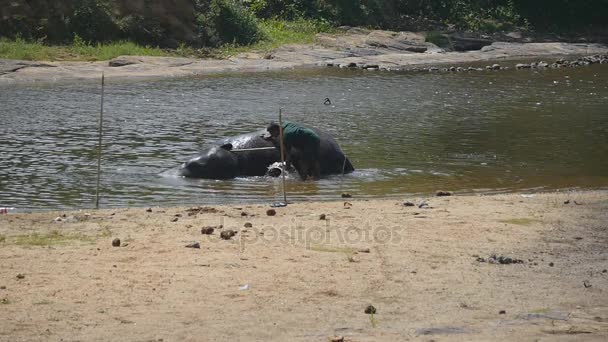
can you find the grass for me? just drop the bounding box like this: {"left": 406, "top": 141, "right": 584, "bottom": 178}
{"left": 216, "top": 19, "right": 334, "bottom": 57}
{"left": 13, "top": 230, "right": 95, "bottom": 246}
{"left": 0, "top": 19, "right": 334, "bottom": 61}
{"left": 0, "top": 234, "right": 5, "bottom": 243}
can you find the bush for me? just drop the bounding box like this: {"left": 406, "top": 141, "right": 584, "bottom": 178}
{"left": 203, "top": 0, "right": 264, "bottom": 46}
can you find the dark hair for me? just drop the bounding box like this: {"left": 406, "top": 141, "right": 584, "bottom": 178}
{"left": 266, "top": 123, "right": 280, "bottom": 131}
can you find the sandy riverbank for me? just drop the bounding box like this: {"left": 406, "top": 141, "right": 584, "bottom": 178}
{"left": 1, "top": 28, "right": 607, "bottom": 85}
{"left": 1, "top": 190, "right": 607, "bottom": 341}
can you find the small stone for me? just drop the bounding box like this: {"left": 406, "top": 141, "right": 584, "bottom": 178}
{"left": 602, "top": 269, "right": 607, "bottom": 273}
{"left": 491, "top": 64, "right": 501, "bottom": 70}
{"left": 220, "top": 230, "right": 236, "bottom": 240}
{"left": 185, "top": 242, "right": 200, "bottom": 249}
{"left": 403, "top": 201, "right": 416, "bottom": 207}
{"left": 244, "top": 222, "right": 253, "bottom": 228}
{"left": 0, "top": 286, "right": 5, "bottom": 290}
{"left": 16, "top": 274, "right": 25, "bottom": 280}
{"left": 146, "top": 208, "right": 152, "bottom": 212}
{"left": 341, "top": 193, "right": 352, "bottom": 198}
{"left": 266, "top": 209, "right": 276, "bottom": 216}
{"left": 436, "top": 190, "right": 452, "bottom": 196}
{"left": 516, "top": 63, "right": 531, "bottom": 69}
{"left": 330, "top": 336, "right": 344, "bottom": 342}
{"left": 170, "top": 217, "right": 178, "bottom": 222}
{"left": 364, "top": 305, "right": 377, "bottom": 314}
{"left": 549, "top": 262, "right": 554, "bottom": 267}
{"left": 201, "top": 227, "right": 214, "bottom": 235}
{"left": 112, "top": 238, "right": 121, "bottom": 247}
{"left": 499, "top": 310, "right": 506, "bottom": 315}
{"left": 358, "top": 248, "right": 371, "bottom": 253}
{"left": 241, "top": 212, "right": 248, "bottom": 217}
{"left": 564, "top": 200, "right": 570, "bottom": 204}
{"left": 319, "top": 214, "right": 326, "bottom": 220}
{"left": 583, "top": 281, "right": 592, "bottom": 288}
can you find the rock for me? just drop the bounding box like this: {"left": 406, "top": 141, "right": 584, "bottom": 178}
{"left": 364, "top": 305, "right": 377, "bottom": 314}
{"left": 365, "top": 30, "right": 428, "bottom": 53}
{"left": 112, "top": 238, "right": 121, "bottom": 247}
{"left": 0, "top": 286, "right": 5, "bottom": 290}
{"left": 358, "top": 248, "right": 371, "bottom": 253}
{"left": 266, "top": 209, "right": 276, "bottom": 216}
{"left": 146, "top": 208, "right": 152, "bottom": 212}
{"left": 220, "top": 230, "right": 236, "bottom": 240}
{"left": 341, "top": 193, "right": 352, "bottom": 198}
{"left": 564, "top": 200, "right": 570, "bottom": 204}
{"left": 487, "top": 254, "right": 524, "bottom": 265}
{"left": 516, "top": 63, "right": 531, "bottom": 69}
{"left": 319, "top": 214, "right": 326, "bottom": 220}
{"left": 583, "top": 281, "right": 592, "bottom": 288}
{"left": 185, "top": 242, "right": 200, "bottom": 249}
{"left": 244, "top": 222, "right": 253, "bottom": 228}
{"left": 170, "top": 217, "right": 178, "bottom": 222}
{"left": 538, "top": 61, "right": 549, "bottom": 68}
{"left": 549, "top": 262, "right": 554, "bottom": 267}
{"left": 436, "top": 190, "right": 452, "bottom": 196}
{"left": 491, "top": 64, "right": 501, "bottom": 70}
{"left": 108, "top": 56, "right": 142, "bottom": 67}
{"left": 499, "top": 310, "right": 507, "bottom": 315}
{"left": 201, "top": 227, "right": 215, "bottom": 235}
{"left": 448, "top": 34, "right": 493, "bottom": 51}
{"left": 16, "top": 274, "right": 25, "bottom": 280}
{"left": 241, "top": 212, "right": 248, "bottom": 217}
{"left": 403, "top": 201, "right": 416, "bottom": 207}
{"left": 330, "top": 336, "right": 345, "bottom": 342}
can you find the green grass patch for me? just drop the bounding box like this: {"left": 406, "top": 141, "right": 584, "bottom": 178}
{"left": 0, "top": 37, "right": 176, "bottom": 61}
{"left": 308, "top": 245, "right": 356, "bottom": 254}
{"left": 0, "top": 234, "right": 5, "bottom": 243}
{"left": 0, "top": 19, "right": 334, "bottom": 61}
{"left": 13, "top": 230, "right": 95, "bottom": 246}
{"left": 499, "top": 218, "right": 543, "bottom": 226}
{"left": 214, "top": 19, "right": 335, "bottom": 57}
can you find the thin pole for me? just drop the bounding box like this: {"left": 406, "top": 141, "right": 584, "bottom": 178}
{"left": 95, "top": 73, "right": 105, "bottom": 209}
{"left": 278, "top": 108, "right": 287, "bottom": 203}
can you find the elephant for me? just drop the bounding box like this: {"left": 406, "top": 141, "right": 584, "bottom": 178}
{"left": 178, "top": 128, "right": 354, "bottom": 179}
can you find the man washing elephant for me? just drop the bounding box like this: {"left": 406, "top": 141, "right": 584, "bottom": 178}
{"left": 264, "top": 122, "right": 322, "bottom": 180}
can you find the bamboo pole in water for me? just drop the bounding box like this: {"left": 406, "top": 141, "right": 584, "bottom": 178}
{"left": 95, "top": 73, "right": 105, "bottom": 209}
{"left": 278, "top": 108, "right": 287, "bottom": 203}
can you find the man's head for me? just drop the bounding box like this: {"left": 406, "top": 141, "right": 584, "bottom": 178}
{"left": 265, "top": 123, "right": 280, "bottom": 139}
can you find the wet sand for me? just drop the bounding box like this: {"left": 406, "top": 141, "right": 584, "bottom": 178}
{"left": 1, "top": 190, "right": 607, "bottom": 341}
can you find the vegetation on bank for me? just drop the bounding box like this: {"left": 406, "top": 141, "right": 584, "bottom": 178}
{"left": 1, "top": 0, "right": 607, "bottom": 61}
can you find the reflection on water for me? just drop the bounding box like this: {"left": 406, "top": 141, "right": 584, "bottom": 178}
{"left": 1, "top": 65, "right": 607, "bottom": 210}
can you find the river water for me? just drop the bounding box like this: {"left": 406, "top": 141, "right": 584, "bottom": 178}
{"left": 1, "top": 64, "right": 607, "bottom": 210}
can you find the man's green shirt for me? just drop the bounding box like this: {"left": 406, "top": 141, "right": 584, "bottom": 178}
{"left": 281, "top": 121, "right": 320, "bottom": 149}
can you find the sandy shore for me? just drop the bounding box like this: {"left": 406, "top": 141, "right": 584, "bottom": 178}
{"left": 1, "top": 190, "right": 607, "bottom": 341}
{"left": 1, "top": 29, "right": 607, "bottom": 85}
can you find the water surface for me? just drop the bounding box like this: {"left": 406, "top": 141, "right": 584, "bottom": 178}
{"left": 1, "top": 65, "right": 607, "bottom": 210}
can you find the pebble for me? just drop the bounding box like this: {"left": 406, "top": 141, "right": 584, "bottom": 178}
{"left": 244, "top": 222, "right": 253, "bottom": 228}
{"left": 403, "top": 201, "right": 416, "bottom": 207}
{"left": 185, "top": 242, "right": 200, "bottom": 249}
{"left": 499, "top": 310, "right": 506, "bottom": 315}
{"left": 146, "top": 208, "right": 152, "bottom": 213}
{"left": 220, "top": 230, "right": 236, "bottom": 240}
{"left": 341, "top": 193, "right": 352, "bottom": 198}
{"left": 364, "top": 305, "right": 377, "bottom": 314}
{"left": 330, "top": 336, "right": 345, "bottom": 342}
{"left": 201, "top": 227, "right": 214, "bottom": 235}
{"left": 112, "top": 238, "right": 121, "bottom": 247}
{"left": 319, "top": 214, "right": 326, "bottom": 220}
{"left": 16, "top": 274, "right": 25, "bottom": 280}
{"left": 358, "top": 248, "right": 371, "bottom": 253}
{"left": 549, "top": 262, "right": 554, "bottom": 267}
{"left": 170, "top": 217, "right": 178, "bottom": 222}
{"left": 0, "top": 286, "right": 5, "bottom": 290}
{"left": 266, "top": 209, "right": 276, "bottom": 216}
{"left": 436, "top": 190, "right": 452, "bottom": 196}
{"left": 241, "top": 212, "right": 248, "bottom": 217}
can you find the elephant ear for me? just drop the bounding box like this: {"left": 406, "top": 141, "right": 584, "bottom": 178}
{"left": 220, "top": 143, "right": 233, "bottom": 151}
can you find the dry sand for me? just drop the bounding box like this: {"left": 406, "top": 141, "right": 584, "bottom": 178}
{"left": 1, "top": 190, "right": 607, "bottom": 341}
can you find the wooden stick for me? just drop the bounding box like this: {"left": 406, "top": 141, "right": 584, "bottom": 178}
{"left": 95, "top": 73, "right": 105, "bottom": 209}
{"left": 278, "top": 108, "right": 287, "bottom": 203}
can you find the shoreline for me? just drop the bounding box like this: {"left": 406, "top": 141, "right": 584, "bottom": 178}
{"left": 1, "top": 29, "right": 607, "bottom": 85}
{"left": 1, "top": 189, "right": 607, "bottom": 340}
